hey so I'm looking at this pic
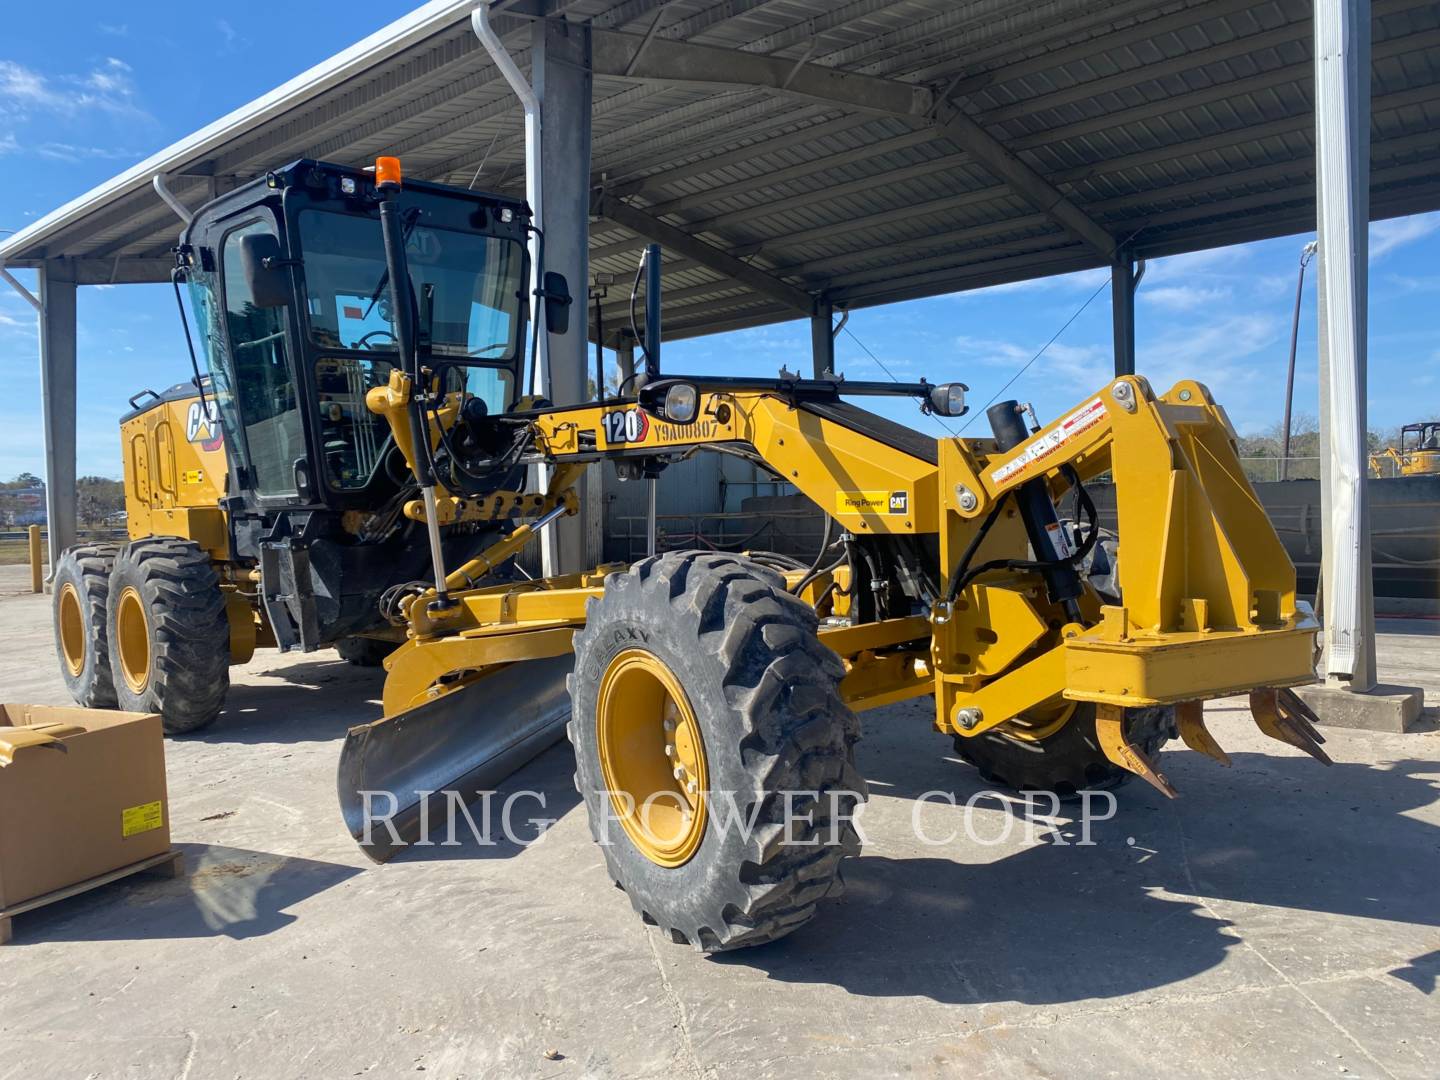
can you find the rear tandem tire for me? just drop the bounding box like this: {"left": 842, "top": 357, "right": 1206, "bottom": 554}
{"left": 952, "top": 524, "right": 1174, "bottom": 796}
{"left": 335, "top": 636, "right": 397, "bottom": 667}
{"left": 106, "top": 538, "right": 230, "bottom": 735}
{"left": 569, "top": 552, "right": 866, "bottom": 952}
{"left": 953, "top": 704, "right": 1176, "bottom": 797}
{"left": 52, "top": 543, "right": 120, "bottom": 708}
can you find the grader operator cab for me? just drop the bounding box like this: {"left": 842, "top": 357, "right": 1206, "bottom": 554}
{"left": 52, "top": 159, "right": 565, "bottom": 731}
{"left": 56, "top": 156, "right": 1330, "bottom": 952}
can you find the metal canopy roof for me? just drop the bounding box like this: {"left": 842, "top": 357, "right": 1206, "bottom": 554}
{"left": 2, "top": 0, "right": 1437, "bottom": 343}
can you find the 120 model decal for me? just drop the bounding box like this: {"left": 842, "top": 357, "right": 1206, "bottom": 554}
{"left": 602, "top": 407, "right": 650, "bottom": 445}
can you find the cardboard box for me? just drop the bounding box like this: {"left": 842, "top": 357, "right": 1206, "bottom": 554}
{"left": 0, "top": 704, "right": 171, "bottom": 910}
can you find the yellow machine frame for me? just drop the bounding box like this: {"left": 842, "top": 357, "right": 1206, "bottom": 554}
{"left": 120, "top": 390, "right": 229, "bottom": 560}
{"left": 1370, "top": 422, "right": 1440, "bottom": 478}
{"left": 118, "top": 389, "right": 269, "bottom": 663}
{"left": 368, "top": 371, "right": 1323, "bottom": 794}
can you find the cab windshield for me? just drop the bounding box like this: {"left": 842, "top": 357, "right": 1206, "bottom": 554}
{"left": 295, "top": 207, "right": 525, "bottom": 491}
{"left": 297, "top": 208, "right": 524, "bottom": 360}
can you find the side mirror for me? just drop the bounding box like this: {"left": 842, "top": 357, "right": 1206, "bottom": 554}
{"left": 238, "top": 233, "right": 291, "bottom": 309}
{"left": 542, "top": 271, "right": 571, "bottom": 335}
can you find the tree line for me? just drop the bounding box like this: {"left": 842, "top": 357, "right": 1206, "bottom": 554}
{"left": 0, "top": 473, "right": 126, "bottom": 526}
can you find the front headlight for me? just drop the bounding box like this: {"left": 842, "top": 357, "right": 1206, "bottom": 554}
{"left": 928, "top": 382, "right": 968, "bottom": 417}
{"left": 663, "top": 383, "right": 699, "bottom": 423}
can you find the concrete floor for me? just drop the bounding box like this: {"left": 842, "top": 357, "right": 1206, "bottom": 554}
{"left": 1, "top": 563, "right": 1437, "bottom": 1079}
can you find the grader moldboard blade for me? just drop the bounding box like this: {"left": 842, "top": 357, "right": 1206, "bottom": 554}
{"left": 338, "top": 656, "right": 574, "bottom": 862}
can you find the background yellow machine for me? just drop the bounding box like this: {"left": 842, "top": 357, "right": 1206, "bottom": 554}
{"left": 55, "top": 158, "right": 1329, "bottom": 953}
{"left": 1371, "top": 421, "right": 1440, "bottom": 477}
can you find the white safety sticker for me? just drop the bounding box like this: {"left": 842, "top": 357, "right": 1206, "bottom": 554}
{"left": 1044, "top": 520, "right": 1075, "bottom": 560}
{"left": 989, "top": 397, "right": 1107, "bottom": 487}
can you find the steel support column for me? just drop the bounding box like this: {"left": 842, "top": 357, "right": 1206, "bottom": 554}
{"left": 532, "top": 16, "right": 592, "bottom": 573}
{"left": 1314, "top": 0, "right": 1375, "bottom": 689}
{"left": 811, "top": 300, "right": 834, "bottom": 378}
{"left": 38, "top": 262, "right": 78, "bottom": 573}
{"left": 1110, "top": 251, "right": 1137, "bottom": 377}
{"left": 616, "top": 337, "right": 637, "bottom": 391}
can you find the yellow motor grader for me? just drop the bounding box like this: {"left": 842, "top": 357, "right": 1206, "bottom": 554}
{"left": 59, "top": 157, "right": 1329, "bottom": 951}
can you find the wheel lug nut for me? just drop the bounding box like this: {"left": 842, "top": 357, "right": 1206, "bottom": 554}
{"left": 686, "top": 780, "right": 698, "bottom": 795}
{"left": 664, "top": 743, "right": 675, "bottom": 757}
{"left": 673, "top": 765, "right": 686, "bottom": 780}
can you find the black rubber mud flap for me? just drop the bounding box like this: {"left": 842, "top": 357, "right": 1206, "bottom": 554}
{"left": 337, "top": 655, "right": 573, "bottom": 862}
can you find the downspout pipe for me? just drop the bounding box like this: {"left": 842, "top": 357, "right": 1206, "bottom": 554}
{"left": 152, "top": 173, "right": 193, "bottom": 226}
{"left": 471, "top": 2, "right": 549, "bottom": 402}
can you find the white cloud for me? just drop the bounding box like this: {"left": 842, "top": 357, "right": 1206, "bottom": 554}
{"left": 958, "top": 267, "right": 1109, "bottom": 298}
{"left": 1383, "top": 273, "right": 1440, "bottom": 294}
{"left": 1370, "top": 213, "right": 1440, "bottom": 261}
{"left": 953, "top": 334, "right": 1111, "bottom": 393}
{"left": 30, "top": 141, "right": 138, "bottom": 162}
{"left": 1145, "top": 285, "right": 1232, "bottom": 312}
{"left": 0, "top": 58, "right": 151, "bottom": 122}
{"left": 1140, "top": 313, "right": 1283, "bottom": 408}
{"left": 84, "top": 57, "right": 132, "bottom": 95}
{"left": 216, "top": 19, "right": 249, "bottom": 54}
{"left": 1142, "top": 245, "right": 1240, "bottom": 286}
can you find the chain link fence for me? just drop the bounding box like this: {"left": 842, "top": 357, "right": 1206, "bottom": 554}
{"left": 1238, "top": 457, "right": 1322, "bottom": 483}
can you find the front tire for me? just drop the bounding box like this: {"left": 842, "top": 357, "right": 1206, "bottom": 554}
{"left": 107, "top": 538, "right": 230, "bottom": 734}
{"left": 52, "top": 544, "right": 120, "bottom": 708}
{"left": 569, "top": 552, "right": 865, "bottom": 952}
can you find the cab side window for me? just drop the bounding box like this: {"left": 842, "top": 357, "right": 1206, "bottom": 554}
{"left": 222, "top": 221, "right": 304, "bottom": 497}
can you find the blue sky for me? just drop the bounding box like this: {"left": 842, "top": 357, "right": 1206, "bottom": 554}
{"left": 0, "top": 3, "right": 1436, "bottom": 480}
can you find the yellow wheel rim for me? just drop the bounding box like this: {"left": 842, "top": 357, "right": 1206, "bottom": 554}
{"left": 1002, "top": 701, "right": 1078, "bottom": 743}
{"left": 115, "top": 586, "right": 152, "bottom": 695}
{"left": 58, "top": 582, "right": 86, "bottom": 677}
{"left": 596, "top": 649, "right": 708, "bottom": 868}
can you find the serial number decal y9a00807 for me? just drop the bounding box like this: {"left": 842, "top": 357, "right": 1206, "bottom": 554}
{"left": 601, "top": 407, "right": 651, "bottom": 445}
{"left": 599, "top": 408, "right": 722, "bottom": 447}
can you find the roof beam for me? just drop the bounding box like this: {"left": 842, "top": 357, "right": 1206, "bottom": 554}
{"left": 3, "top": 257, "right": 179, "bottom": 285}
{"left": 660, "top": 302, "right": 798, "bottom": 344}
{"left": 935, "top": 105, "right": 1114, "bottom": 259}
{"left": 589, "top": 28, "right": 933, "bottom": 119}
{"left": 422, "top": 94, "right": 819, "bottom": 189}
{"left": 642, "top": 126, "right": 941, "bottom": 216}
{"left": 977, "top": 19, "right": 1310, "bottom": 127}
{"left": 686, "top": 152, "right": 984, "bottom": 233}
{"left": 831, "top": 247, "right": 1103, "bottom": 308}
{"left": 917, "top": 0, "right": 1265, "bottom": 98}
{"left": 596, "top": 194, "right": 813, "bottom": 314}
{"left": 818, "top": 234, "right": 1075, "bottom": 293}
{"left": 595, "top": 110, "right": 864, "bottom": 198}
{"left": 1006, "top": 24, "right": 1440, "bottom": 159}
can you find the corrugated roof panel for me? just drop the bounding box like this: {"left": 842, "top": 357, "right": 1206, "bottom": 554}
{"left": 0, "top": 0, "right": 1436, "bottom": 332}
